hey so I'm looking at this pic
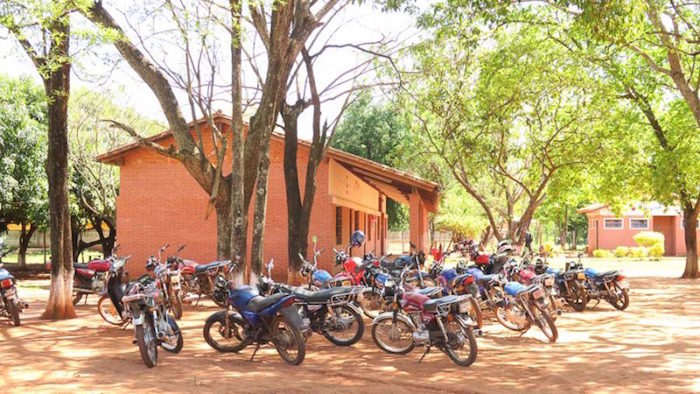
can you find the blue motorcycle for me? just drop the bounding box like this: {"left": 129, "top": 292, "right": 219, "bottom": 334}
{"left": 203, "top": 266, "right": 307, "bottom": 365}
{"left": 0, "top": 246, "right": 24, "bottom": 326}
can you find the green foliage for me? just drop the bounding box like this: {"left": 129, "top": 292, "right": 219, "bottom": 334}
{"left": 592, "top": 249, "right": 613, "bottom": 258}
{"left": 633, "top": 231, "right": 665, "bottom": 248}
{"left": 432, "top": 184, "right": 488, "bottom": 238}
{"left": 0, "top": 75, "right": 48, "bottom": 232}
{"left": 648, "top": 243, "right": 665, "bottom": 258}
{"left": 614, "top": 246, "right": 630, "bottom": 258}
{"left": 629, "top": 246, "right": 649, "bottom": 259}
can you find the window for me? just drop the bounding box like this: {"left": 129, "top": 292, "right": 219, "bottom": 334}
{"left": 354, "top": 211, "right": 360, "bottom": 231}
{"left": 335, "top": 207, "right": 342, "bottom": 245}
{"left": 604, "top": 218, "right": 623, "bottom": 230}
{"left": 629, "top": 218, "right": 649, "bottom": 230}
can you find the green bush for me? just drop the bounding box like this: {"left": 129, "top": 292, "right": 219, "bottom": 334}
{"left": 614, "top": 246, "right": 630, "bottom": 258}
{"left": 648, "top": 243, "right": 665, "bottom": 258}
{"left": 633, "top": 231, "right": 665, "bottom": 248}
{"left": 629, "top": 246, "right": 649, "bottom": 258}
{"left": 592, "top": 249, "right": 612, "bottom": 258}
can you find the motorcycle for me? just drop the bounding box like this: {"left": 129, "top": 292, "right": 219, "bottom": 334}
{"left": 371, "top": 265, "right": 478, "bottom": 367}
{"left": 571, "top": 260, "right": 629, "bottom": 311}
{"left": 504, "top": 259, "right": 561, "bottom": 320}
{"left": 381, "top": 243, "right": 435, "bottom": 288}
{"left": 499, "top": 280, "right": 559, "bottom": 342}
{"left": 261, "top": 260, "right": 365, "bottom": 347}
{"left": 157, "top": 244, "right": 185, "bottom": 319}
{"left": 542, "top": 261, "right": 588, "bottom": 312}
{"left": 99, "top": 253, "right": 132, "bottom": 326}
{"left": 179, "top": 254, "right": 229, "bottom": 307}
{"left": 202, "top": 261, "right": 308, "bottom": 365}
{"left": 121, "top": 261, "right": 183, "bottom": 368}
{"left": 0, "top": 246, "right": 26, "bottom": 326}
{"left": 68, "top": 253, "right": 114, "bottom": 305}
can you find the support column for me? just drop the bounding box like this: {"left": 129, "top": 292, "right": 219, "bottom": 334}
{"left": 409, "top": 189, "right": 428, "bottom": 252}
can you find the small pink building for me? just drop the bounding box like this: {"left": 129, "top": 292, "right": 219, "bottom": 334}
{"left": 578, "top": 203, "right": 700, "bottom": 256}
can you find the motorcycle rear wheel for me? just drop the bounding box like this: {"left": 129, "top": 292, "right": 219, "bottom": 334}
{"left": 495, "top": 302, "right": 529, "bottom": 332}
{"left": 533, "top": 304, "right": 558, "bottom": 343}
{"left": 444, "top": 320, "right": 478, "bottom": 367}
{"left": 566, "top": 285, "right": 588, "bottom": 312}
{"left": 98, "top": 295, "right": 125, "bottom": 326}
{"left": 359, "top": 289, "right": 383, "bottom": 319}
{"left": 371, "top": 316, "right": 415, "bottom": 354}
{"left": 136, "top": 316, "right": 158, "bottom": 368}
{"left": 609, "top": 287, "right": 629, "bottom": 311}
{"left": 6, "top": 298, "right": 20, "bottom": 326}
{"left": 161, "top": 315, "right": 184, "bottom": 353}
{"left": 272, "top": 315, "right": 306, "bottom": 365}
{"left": 323, "top": 304, "right": 364, "bottom": 346}
{"left": 203, "top": 312, "right": 248, "bottom": 353}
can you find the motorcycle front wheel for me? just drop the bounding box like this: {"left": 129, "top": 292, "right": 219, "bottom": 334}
{"left": 98, "top": 295, "right": 125, "bottom": 326}
{"left": 161, "top": 315, "right": 184, "bottom": 353}
{"left": 170, "top": 291, "right": 183, "bottom": 320}
{"left": 271, "top": 315, "right": 306, "bottom": 365}
{"left": 371, "top": 315, "right": 415, "bottom": 354}
{"left": 135, "top": 315, "right": 158, "bottom": 368}
{"left": 495, "top": 302, "right": 530, "bottom": 332}
{"left": 203, "top": 311, "right": 248, "bottom": 353}
{"left": 6, "top": 298, "right": 20, "bottom": 326}
{"left": 444, "top": 319, "right": 478, "bottom": 367}
{"left": 532, "top": 303, "right": 558, "bottom": 343}
{"left": 359, "top": 289, "right": 383, "bottom": 319}
{"left": 566, "top": 284, "right": 588, "bottom": 312}
{"left": 323, "top": 304, "right": 364, "bottom": 346}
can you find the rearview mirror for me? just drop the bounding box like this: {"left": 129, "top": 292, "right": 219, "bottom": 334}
{"left": 312, "top": 235, "right": 318, "bottom": 243}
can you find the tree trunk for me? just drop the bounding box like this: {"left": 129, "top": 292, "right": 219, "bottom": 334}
{"left": 215, "top": 197, "right": 232, "bottom": 260}
{"left": 250, "top": 142, "right": 271, "bottom": 280}
{"left": 18, "top": 222, "right": 36, "bottom": 270}
{"left": 681, "top": 206, "right": 699, "bottom": 279}
{"left": 42, "top": 19, "right": 76, "bottom": 319}
{"left": 229, "top": 0, "right": 246, "bottom": 284}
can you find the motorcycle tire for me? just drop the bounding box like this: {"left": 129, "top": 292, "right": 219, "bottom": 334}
{"left": 323, "top": 304, "right": 364, "bottom": 346}
{"left": 566, "top": 285, "right": 588, "bottom": 312}
{"left": 371, "top": 315, "right": 415, "bottom": 355}
{"left": 136, "top": 315, "right": 158, "bottom": 368}
{"left": 203, "top": 311, "right": 248, "bottom": 353}
{"left": 170, "top": 291, "right": 183, "bottom": 320}
{"left": 533, "top": 303, "right": 558, "bottom": 343}
{"left": 495, "top": 303, "right": 530, "bottom": 332}
{"left": 6, "top": 298, "right": 20, "bottom": 326}
{"left": 469, "top": 297, "right": 483, "bottom": 329}
{"left": 211, "top": 292, "right": 228, "bottom": 308}
{"left": 161, "top": 315, "right": 184, "bottom": 354}
{"left": 272, "top": 315, "right": 306, "bottom": 365}
{"left": 97, "top": 295, "right": 125, "bottom": 326}
{"left": 609, "top": 287, "right": 629, "bottom": 311}
{"left": 359, "top": 289, "right": 383, "bottom": 319}
{"left": 444, "top": 319, "right": 478, "bottom": 367}
{"left": 72, "top": 292, "right": 85, "bottom": 306}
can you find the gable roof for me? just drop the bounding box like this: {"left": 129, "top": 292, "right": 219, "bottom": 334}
{"left": 577, "top": 202, "right": 681, "bottom": 217}
{"left": 95, "top": 112, "right": 440, "bottom": 209}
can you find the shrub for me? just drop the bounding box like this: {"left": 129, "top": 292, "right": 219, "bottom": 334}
{"left": 614, "top": 246, "right": 630, "bottom": 258}
{"left": 633, "top": 231, "right": 665, "bottom": 248}
{"left": 648, "top": 243, "right": 665, "bottom": 258}
{"left": 542, "top": 242, "right": 555, "bottom": 256}
{"left": 629, "top": 246, "right": 649, "bottom": 258}
{"left": 592, "top": 249, "right": 612, "bottom": 258}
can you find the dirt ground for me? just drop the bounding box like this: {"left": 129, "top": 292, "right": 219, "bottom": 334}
{"left": 1, "top": 271, "right": 699, "bottom": 393}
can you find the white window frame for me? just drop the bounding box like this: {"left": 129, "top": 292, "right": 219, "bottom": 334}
{"left": 629, "top": 218, "right": 649, "bottom": 230}
{"left": 604, "top": 218, "right": 624, "bottom": 230}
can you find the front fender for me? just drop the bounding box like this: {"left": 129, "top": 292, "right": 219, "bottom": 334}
{"left": 371, "top": 311, "right": 417, "bottom": 330}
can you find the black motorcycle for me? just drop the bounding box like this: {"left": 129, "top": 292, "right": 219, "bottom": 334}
{"left": 0, "top": 246, "right": 25, "bottom": 326}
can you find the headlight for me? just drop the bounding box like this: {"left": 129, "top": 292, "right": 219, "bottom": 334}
{"left": 577, "top": 272, "right": 586, "bottom": 280}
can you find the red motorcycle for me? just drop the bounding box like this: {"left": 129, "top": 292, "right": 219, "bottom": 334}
{"left": 177, "top": 249, "right": 229, "bottom": 307}
{"left": 48, "top": 246, "right": 120, "bottom": 305}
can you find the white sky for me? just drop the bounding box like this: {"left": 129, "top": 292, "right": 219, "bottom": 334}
{"left": 0, "top": 2, "right": 421, "bottom": 140}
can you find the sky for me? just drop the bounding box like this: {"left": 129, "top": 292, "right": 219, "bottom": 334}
{"left": 0, "top": 2, "right": 421, "bottom": 140}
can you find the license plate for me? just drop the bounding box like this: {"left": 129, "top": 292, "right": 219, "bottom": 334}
{"left": 170, "top": 275, "right": 180, "bottom": 284}
{"left": 458, "top": 300, "right": 471, "bottom": 314}
{"left": 577, "top": 272, "right": 586, "bottom": 280}
{"left": 532, "top": 288, "right": 544, "bottom": 299}
{"left": 618, "top": 280, "right": 629, "bottom": 289}
{"left": 544, "top": 277, "right": 554, "bottom": 286}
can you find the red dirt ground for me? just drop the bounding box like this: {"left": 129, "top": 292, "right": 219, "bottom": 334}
{"left": 1, "top": 276, "right": 699, "bottom": 393}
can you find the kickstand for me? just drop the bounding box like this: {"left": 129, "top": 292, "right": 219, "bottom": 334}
{"left": 418, "top": 346, "right": 431, "bottom": 363}
{"left": 593, "top": 299, "right": 600, "bottom": 309}
{"left": 249, "top": 344, "right": 260, "bottom": 361}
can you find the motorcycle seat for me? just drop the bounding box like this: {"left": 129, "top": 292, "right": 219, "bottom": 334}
{"left": 416, "top": 287, "right": 442, "bottom": 298}
{"left": 247, "top": 293, "right": 288, "bottom": 312}
{"left": 504, "top": 281, "right": 529, "bottom": 296}
{"left": 0, "top": 268, "right": 12, "bottom": 281}
{"left": 195, "top": 261, "right": 225, "bottom": 273}
{"left": 292, "top": 286, "right": 353, "bottom": 303}
{"left": 477, "top": 274, "right": 496, "bottom": 285}
{"left": 596, "top": 270, "right": 619, "bottom": 278}
{"left": 422, "top": 295, "right": 461, "bottom": 313}
{"left": 73, "top": 262, "right": 89, "bottom": 270}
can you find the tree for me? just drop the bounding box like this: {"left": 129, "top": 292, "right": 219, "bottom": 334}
{"left": 403, "top": 24, "right": 612, "bottom": 245}
{"left": 81, "top": 0, "right": 339, "bottom": 281}
{"left": 332, "top": 93, "right": 411, "bottom": 230}
{"left": 0, "top": 76, "right": 48, "bottom": 269}
{"left": 1, "top": 0, "right": 85, "bottom": 319}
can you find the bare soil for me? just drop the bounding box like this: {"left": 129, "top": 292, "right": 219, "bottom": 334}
{"left": 1, "top": 276, "right": 699, "bottom": 394}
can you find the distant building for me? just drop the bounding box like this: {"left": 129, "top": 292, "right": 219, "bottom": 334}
{"left": 578, "top": 202, "right": 699, "bottom": 256}
{"left": 96, "top": 113, "right": 440, "bottom": 278}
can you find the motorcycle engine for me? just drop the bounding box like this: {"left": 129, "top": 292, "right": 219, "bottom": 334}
{"left": 412, "top": 328, "right": 429, "bottom": 344}
{"left": 92, "top": 273, "right": 106, "bottom": 292}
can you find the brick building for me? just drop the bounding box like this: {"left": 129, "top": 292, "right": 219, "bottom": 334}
{"left": 97, "top": 114, "right": 440, "bottom": 278}
{"left": 578, "top": 202, "right": 699, "bottom": 256}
